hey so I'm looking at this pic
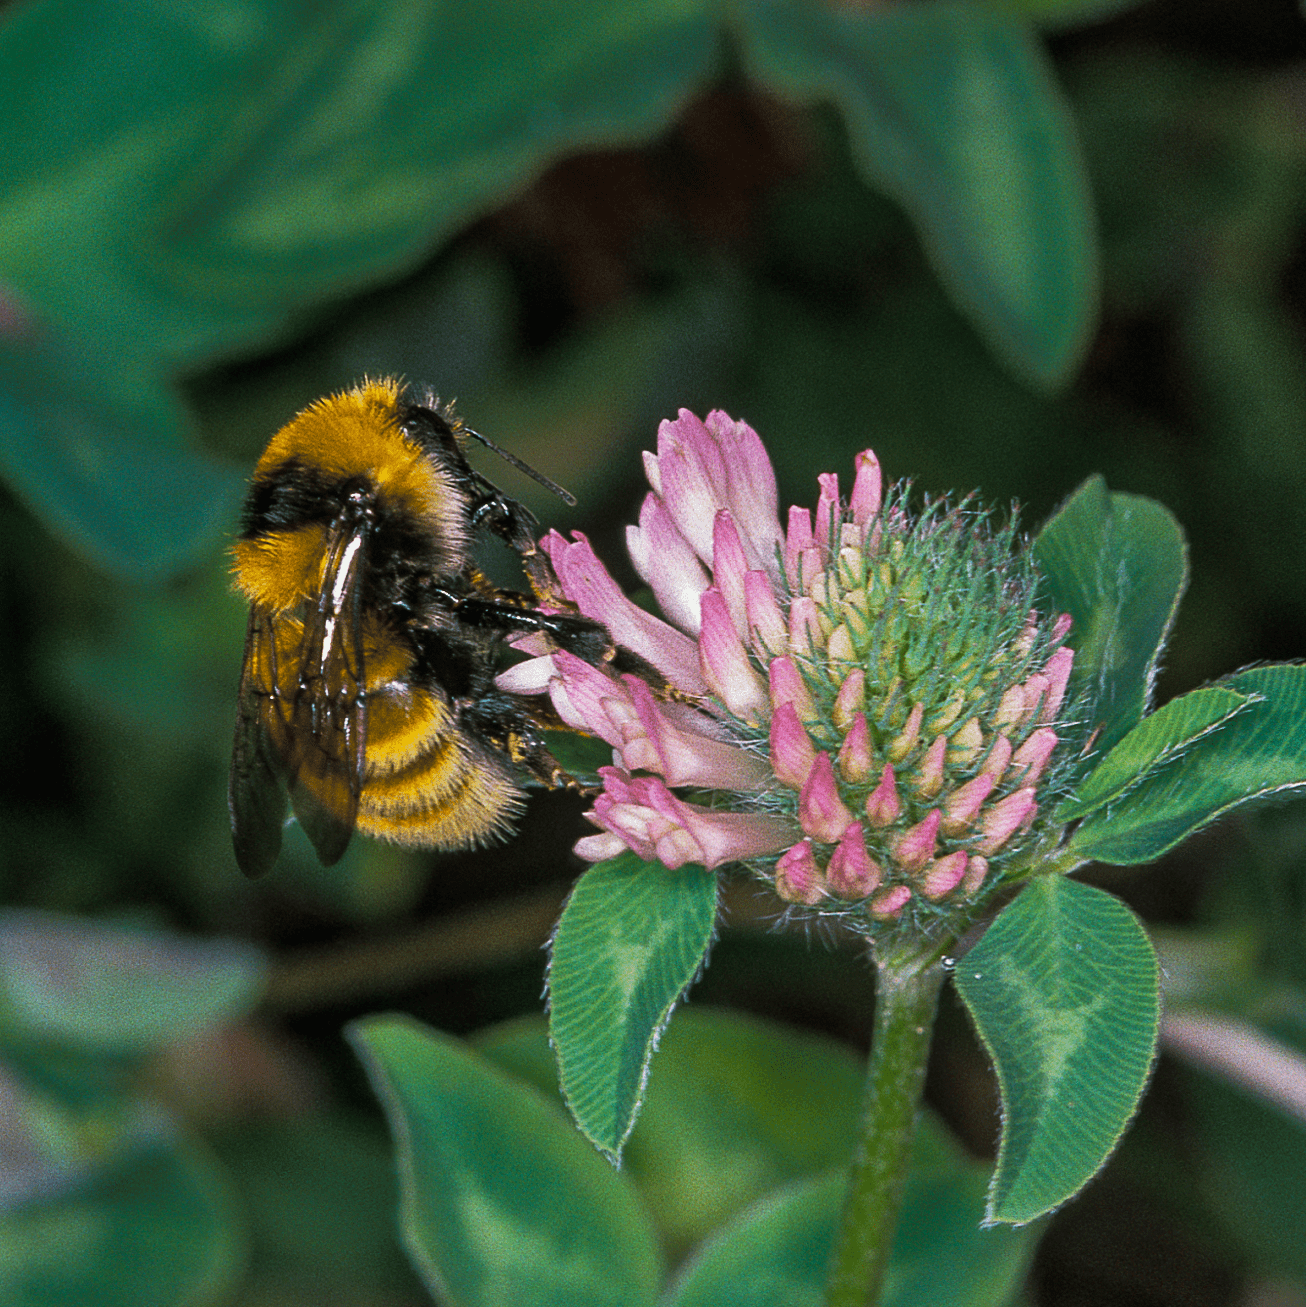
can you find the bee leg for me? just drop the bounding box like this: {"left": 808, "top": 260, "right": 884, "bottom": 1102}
{"left": 461, "top": 694, "right": 595, "bottom": 794}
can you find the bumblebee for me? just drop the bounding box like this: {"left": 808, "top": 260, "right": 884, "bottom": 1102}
{"left": 228, "top": 377, "right": 614, "bottom": 878}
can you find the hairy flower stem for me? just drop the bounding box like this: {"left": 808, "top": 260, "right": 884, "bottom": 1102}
{"left": 825, "top": 945, "right": 948, "bottom": 1307}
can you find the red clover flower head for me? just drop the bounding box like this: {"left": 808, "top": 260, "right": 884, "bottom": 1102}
{"left": 497, "top": 411, "right": 1075, "bottom": 935}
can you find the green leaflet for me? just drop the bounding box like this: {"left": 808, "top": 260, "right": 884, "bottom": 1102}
{"left": 954, "top": 877, "right": 1160, "bottom": 1224}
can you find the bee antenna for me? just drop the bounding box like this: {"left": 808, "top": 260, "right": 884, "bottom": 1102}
{"left": 464, "top": 427, "right": 578, "bottom": 507}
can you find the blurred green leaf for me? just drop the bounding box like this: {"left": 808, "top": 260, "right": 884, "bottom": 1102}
{"left": 0, "top": 1137, "right": 244, "bottom": 1307}
{"left": 0, "top": 1061, "right": 167, "bottom": 1208}
{"left": 977, "top": 0, "right": 1150, "bottom": 32}
{"left": 0, "top": 331, "right": 241, "bottom": 577}
{"left": 665, "top": 1122, "right": 1033, "bottom": 1307}
{"left": 479, "top": 1007, "right": 865, "bottom": 1253}
{"left": 1055, "top": 685, "right": 1255, "bottom": 823}
{"left": 1181, "top": 1052, "right": 1306, "bottom": 1280}
{"left": 1069, "top": 665, "right": 1306, "bottom": 865}
{"left": 547, "top": 853, "right": 717, "bottom": 1161}
{"left": 1034, "top": 476, "right": 1187, "bottom": 755}
{"left": 348, "top": 1014, "right": 662, "bottom": 1307}
{"left": 0, "top": 911, "right": 266, "bottom": 1055}
{"left": 955, "top": 877, "right": 1160, "bottom": 1224}
{"left": 210, "top": 1115, "right": 422, "bottom": 1302}
{"left": 0, "top": 0, "right": 717, "bottom": 364}
{"left": 735, "top": 0, "right": 1097, "bottom": 388}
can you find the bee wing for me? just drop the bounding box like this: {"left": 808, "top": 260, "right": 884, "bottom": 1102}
{"left": 281, "top": 521, "right": 369, "bottom": 868}
{"left": 229, "top": 607, "right": 293, "bottom": 878}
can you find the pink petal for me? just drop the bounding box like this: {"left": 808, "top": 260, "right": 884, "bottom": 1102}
{"left": 546, "top": 651, "right": 634, "bottom": 744}
{"left": 585, "top": 769, "right": 788, "bottom": 870}
{"left": 712, "top": 511, "right": 751, "bottom": 635}
{"left": 745, "top": 570, "right": 788, "bottom": 658}
{"left": 702, "top": 410, "right": 784, "bottom": 575}
{"left": 1051, "top": 613, "right": 1073, "bottom": 643}
{"left": 544, "top": 531, "right": 706, "bottom": 694}
{"left": 850, "top": 450, "right": 882, "bottom": 527}
{"left": 798, "top": 752, "right": 854, "bottom": 843}
{"left": 654, "top": 411, "right": 732, "bottom": 564}
{"left": 625, "top": 494, "right": 709, "bottom": 636}
{"left": 699, "top": 588, "right": 768, "bottom": 721}
{"left": 495, "top": 654, "right": 557, "bottom": 695}
{"left": 625, "top": 675, "right": 769, "bottom": 788}
{"left": 770, "top": 700, "right": 817, "bottom": 789}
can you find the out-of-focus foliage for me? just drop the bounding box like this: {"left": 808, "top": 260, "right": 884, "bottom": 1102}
{"left": 3, "top": 0, "right": 1306, "bottom": 1303}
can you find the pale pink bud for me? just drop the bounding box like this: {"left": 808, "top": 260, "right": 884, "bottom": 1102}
{"left": 1010, "top": 727, "right": 1058, "bottom": 786}
{"left": 784, "top": 506, "right": 814, "bottom": 588}
{"left": 892, "top": 808, "right": 941, "bottom": 871}
{"left": 788, "top": 595, "right": 824, "bottom": 654}
{"left": 574, "top": 831, "right": 631, "bottom": 863}
{"left": 745, "top": 570, "right": 788, "bottom": 657}
{"left": 827, "top": 823, "right": 882, "bottom": 898}
{"left": 947, "top": 717, "right": 984, "bottom": 766}
{"left": 864, "top": 764, "right": 902, "bottom": 828}
{"left": 1020, "top": 673, "right": 1050, "bottom": 724}
{"left": 850, "top": 450, "right": 882, "bottom": 527}
{"left": 769, "top": 656, "right": 816, "bottom": 721}
{"left": 975, "top": 787, "right": 1037, "bottom": 855}
{"left": 814, "top": 472, "right": 839, "bottom": 559}
{"left": 869, "top": 884, "right": 911, "bottom": 919}
{"left": 837, "top": 712, "right": 875, "bottom": 784}
{"left": 886, "top": 702, "right": 924, "bottom": 763}
{"left": 769, "top": 700, "right": 817, "bottom": 789}
{"left": 920, "top": 851, "right": 969, "bottom": 901}
{"left": 913, "top": 734, "right": 947, "bottom": 799}
{"left": 1040, "top": 646, "right": 1074, "bottom": 723}
{"left": 826, "top": 624, "right": 856, "bottom": 663}
{"left": 961, "top": 855, "right": 989, "bottom": 897}
{"left": 940, "top": 771, "right": 996, "bottom": 836}
{"left": 798, "top": 752, "right": 854, "bottom": 843}
{"left": 832, "top": 669, "right": 866, "bottom": 730}
{"left": 993, "top": 684, "right": 1028, "bottom": 732}
{"left": 775, "top": 840, "right": 826, "bottom": 905}
{"left": 980, "top": 734, "right": 1013, "bottom": 779}
{"left": 699, "top": 588, "right": 768, "bottom": 721}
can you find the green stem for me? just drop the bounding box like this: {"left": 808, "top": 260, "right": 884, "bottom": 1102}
{"left": 824, "top": 945, "right": 947, "bottom": 1307}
